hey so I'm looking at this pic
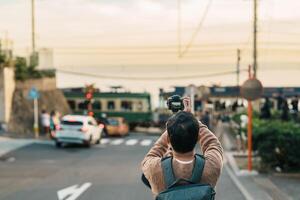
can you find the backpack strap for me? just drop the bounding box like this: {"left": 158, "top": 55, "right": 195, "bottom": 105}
{"left": 161, "top": 157, "right": 176, "bottom": 188}
{"left": 189, "top": 154, "right": 205, "bottom": 183}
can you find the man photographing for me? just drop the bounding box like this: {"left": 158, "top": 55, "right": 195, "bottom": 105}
{"left": 141, "top": 97, "right": 223, "bottom": 199}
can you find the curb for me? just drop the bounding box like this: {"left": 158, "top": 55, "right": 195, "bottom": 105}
{"left": 224, "top": 152, "right": 273, "bottom": 200}
{"left": 224, "top": 164, "right": 254, "bottom": 200}
{"left": 225, "top": 151, "right": 259, "bottom": 177}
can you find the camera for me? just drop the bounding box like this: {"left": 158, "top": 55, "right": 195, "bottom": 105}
{"left": 167, "top": 95, "right": 184, "bottom": 113}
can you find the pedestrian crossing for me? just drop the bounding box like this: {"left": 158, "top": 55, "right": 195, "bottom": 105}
{"left": 99, "top": 138, "right": 154, "bottom": 147}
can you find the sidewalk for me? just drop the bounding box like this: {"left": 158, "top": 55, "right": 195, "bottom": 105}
{"left": 217, "top": 121, "right": 299, "bottom": 200}
{"left": 0, "top": 135, "right": 53, "bottom": 158}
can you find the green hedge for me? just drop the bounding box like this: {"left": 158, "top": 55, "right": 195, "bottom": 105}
{"left": 252, "top": 119, "right": 300, "bottom": 171}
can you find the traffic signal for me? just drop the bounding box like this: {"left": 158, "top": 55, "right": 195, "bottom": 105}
{"left": 85, "top": 92, "right": 93, "bottom": 100}
{"left": 88, "top": 111, "right": 94, "bottom": 117}
{"left": 85, "top": 84, "right": 94, "bottom": 101}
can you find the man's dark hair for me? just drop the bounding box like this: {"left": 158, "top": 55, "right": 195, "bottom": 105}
{"left": 167, "top": 112, "right": 200, "bottom": 153}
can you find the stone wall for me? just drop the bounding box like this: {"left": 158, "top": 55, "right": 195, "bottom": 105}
{"left": 8, "top": 88, "right": 71, "bottom": 135}
{"left": 16, "top": 77, "right": 56, "bottom": 93}
{"left": 0, "top": 67, "right": 15, "bottom": 125}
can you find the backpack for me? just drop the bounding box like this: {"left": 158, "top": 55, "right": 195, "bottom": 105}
{"left": 156, "top": 154, "right": 215, "bottom": 200}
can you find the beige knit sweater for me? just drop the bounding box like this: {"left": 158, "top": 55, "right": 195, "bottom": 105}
{"left": 141, "top": 122, "right": 223, "bottom": 196}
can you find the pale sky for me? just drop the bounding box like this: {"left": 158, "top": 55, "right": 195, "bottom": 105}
{"left": 0, "top": 0, "right": 300, "bottom": 96}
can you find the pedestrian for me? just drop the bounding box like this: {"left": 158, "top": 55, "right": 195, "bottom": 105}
{"left": 260, "top": 97, "right": 271, "bottom": 119}
{"left": 232, "top": 100, "right": 238, "bottom": 112}
{"left": 291, "top": 95, "right": 299, "bottom": 112}
{"left": 141, "top": 97, "right": 223, "bottom": 199}
{"left": 201, "top": 110, "right": 211, "bottom": 129}
{"left": 291, "top": 96, "right": 299, "bottom": 121}
{"left": 41, "top": 110, "right": 50, "bottom": 136}
{"left": 237, "top": 114, "right": 247, "bottom": 153}
{"left": 281, "top": 99, "right": 289, "bottom": 121}
{"left": 50, "top": 110, "right": 60, "bottom": 138}
{"left": 276, "top": 94, "right": 283, "bottom": 110}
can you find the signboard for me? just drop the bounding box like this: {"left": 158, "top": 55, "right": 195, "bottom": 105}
{"left": 240, "top": 78, "right": 263, "bottom": 101}
{"left": 28, "top": 87, "right": 40, "bottom": 100}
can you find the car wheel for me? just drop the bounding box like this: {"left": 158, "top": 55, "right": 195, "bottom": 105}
{"left": 102, "top": 130, "right": 109, "bottom": 138}
{"left": 85, "top": 136, "right": 92, "bottom": 148}
{"left": 96, "top": 138, "right": 100, "bottom": 144}
{"left": 55, "top": 141, "right": 62, "bottom": 148}
{"left": 85, "top": 140, "right": 91, "bottom": 148}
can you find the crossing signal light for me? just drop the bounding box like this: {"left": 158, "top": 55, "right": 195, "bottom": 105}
{"left": 85, "top": 92, "right": 93, "bottom": 100}
{"left": 88, "top": 111, "right": 94, "bottom": 116}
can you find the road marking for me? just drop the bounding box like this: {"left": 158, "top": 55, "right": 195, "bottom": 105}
{"left": 140, "top": 139, "right": 152, "bottom": 146}
{"left": 100, "top": 138, "right": 110, "bottom": 145}
{"left": 57, "top": 182, "right": 92, "bottom": 200}
{"left": 125, "top": 139, "right": 138, "bottom": 146}
{"left": 224, "top": 165, "right": 255, "bottom": 200}
{"left": 111, "top": 139, "right": 124, "bottom": 145}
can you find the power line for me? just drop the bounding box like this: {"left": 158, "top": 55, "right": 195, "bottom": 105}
{"left": 179, "top": 0, "right": 213, "bottom": 58}
{"left": 57, "top": 69, "right": 248, "bottom": 81}
{"left": 54, "top": 48, "right": 300, "bottom": 56}
{"left": 31, "top": 41, "right": 300, "bottom": 50}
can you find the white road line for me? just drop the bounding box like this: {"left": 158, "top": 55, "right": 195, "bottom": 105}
{"left": 125, "top": 139, "right": 138, "bottom": 146}
{"left": 111, "top": 139, "right": 124, "bottom": 145}
{"left": 224, "top": 165, "right": 255, "bottom": 200}
{"left": 57, "top": 182, "right": 92, "bottom": 200}
{"left": 140, "top": 139, "right": 152, "bottom": 146}
{"left": 100, "top": 138, "right": 110, "bottom": 145}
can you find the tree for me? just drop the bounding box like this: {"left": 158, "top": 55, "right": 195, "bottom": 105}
{"left": 0, "top": 45, "right": 6, "bottom": 67}
{"left": 14, "top": 57, "right": 29, "bottom": 81}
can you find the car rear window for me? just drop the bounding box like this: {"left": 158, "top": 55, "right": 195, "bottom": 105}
{"left": 61, "top": 120, "right": 83, "bottom": 126}
{"left": 108, "top": 119, "right": 119, "bottom": 126}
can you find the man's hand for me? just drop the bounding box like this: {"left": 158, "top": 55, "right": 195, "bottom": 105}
{"left": 182, "top": 97, "right": 192, "bottom": 113}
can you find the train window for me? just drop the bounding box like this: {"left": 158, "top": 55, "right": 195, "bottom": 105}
{"left": 137, "top": 101, "right": 143, "bottom": 111}
{"left": 121, "top": 101, "right": 132, "bottom": 111}
{"left": 107, "top": 101, "right": 115, "bottom": 110}
{"left": 67, "top": 100, "right": 76, "bottom": 110}
{"left": 92, "top": 101, "right": 102, "bottom": 110}
{"left": 78, "top": 101, "right": 88, "bottom": 110}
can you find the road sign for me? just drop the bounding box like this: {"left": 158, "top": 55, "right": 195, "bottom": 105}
{"left": 28, "top": 87, "right": 40, "bottom": 100}
{"left": 240, "top": 78, "right": 263, "bottom": 101}
{"left": 28, "top": 87, "right": 40, "bottom": 138}
{"left": 57, "top": 183, "right": 92, "bottom": 200}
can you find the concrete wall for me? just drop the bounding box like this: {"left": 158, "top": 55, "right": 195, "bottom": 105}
{"left": 0, "top": 67, "right": 16, "bottom": 124}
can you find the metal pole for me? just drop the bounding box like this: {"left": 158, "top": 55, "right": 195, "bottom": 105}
{"left": 31, "top": 0, "right": 36, "bottom": 53}
{"left": 191, "top": 86, "right": 195, "bottom": 114}
{"left": 237, "top": 49, "right": 241, "bottom": 101}
{"left": 237, "top": 49, "right": 241, "bottom": 87}
{"left": 34, "top": 98, "right": 39, "bottom": 138}
{"left": 247, "top": 100, "right": 253, "bottom": 171}
{"left": 253, "top": 0, "right": 257, "bottom": 78}
{"left": 247, "top": 65, "right": 253, "bottom": 171}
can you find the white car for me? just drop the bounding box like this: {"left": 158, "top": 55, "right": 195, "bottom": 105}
{"left": 54, "top": 115, "right": 103, "bottom": 148}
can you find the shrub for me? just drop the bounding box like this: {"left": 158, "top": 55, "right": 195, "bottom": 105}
{"left": 252, "top": 119, "right": 300, "bottom": 171}
{"left": 14, "top": 56, "right": 55, "bottom": 81}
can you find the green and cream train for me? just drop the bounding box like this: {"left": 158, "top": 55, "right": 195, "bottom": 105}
{"left": 62, "top": 88, "right": 152, "bottom": 127}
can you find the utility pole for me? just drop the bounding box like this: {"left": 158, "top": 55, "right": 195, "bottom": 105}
{"left": 237, "top": 49, "right": 241, "bottom": 87}
{"left": 177, "top": 0, "right": 182, "bottom": 58}
{"left": 236, "top": 49, "right": 241, "bottom": 100}
{"left": 31, "top": 0, "right": 36, "bottom": 53}
{"left": 253, "top": 0, "right": 258, "bottom": 78}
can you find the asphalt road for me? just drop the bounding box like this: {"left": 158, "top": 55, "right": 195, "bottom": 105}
{"left": 0, "top": 133, "right": 244, "bottom": 200}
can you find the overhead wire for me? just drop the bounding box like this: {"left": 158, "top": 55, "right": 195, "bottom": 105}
{"left": 57, "top": 68, "right": 249, "bottom": 81}
{"left": 179, "top": 0, "right": 213, "bottom": 58}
